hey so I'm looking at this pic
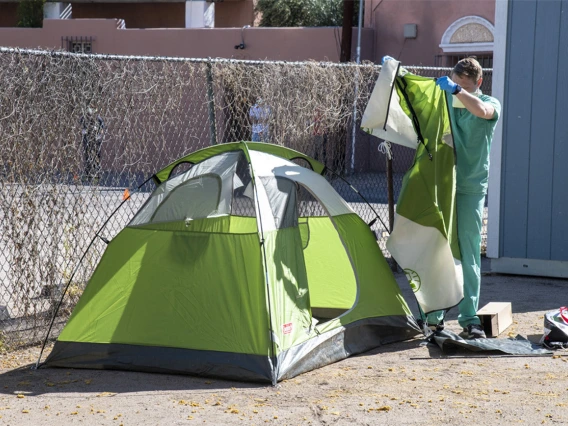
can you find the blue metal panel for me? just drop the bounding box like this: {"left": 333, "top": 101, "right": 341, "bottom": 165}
{"left": 526, "top": 0, "right": 562, "bottom": 260}
{"left": 551, "top": 0, "right": 568, "bottom": 261}
{"left": 501, "top": 0, "right": 537, "bottom": 258}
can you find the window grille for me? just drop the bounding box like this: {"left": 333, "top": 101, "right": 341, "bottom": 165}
{"left": 61, "top": 36, "right": 95, "bottom": 54}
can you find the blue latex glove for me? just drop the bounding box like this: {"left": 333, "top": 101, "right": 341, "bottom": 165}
{"left": 436, "top": 76, "right": 459, "bottom": 94}
{"left": 381, "top": 55, "right": 395, "bottom": 65}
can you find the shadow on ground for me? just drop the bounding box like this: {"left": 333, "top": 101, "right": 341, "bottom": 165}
{"left": 0, "top": 363, "right": 266, "bottom": 397}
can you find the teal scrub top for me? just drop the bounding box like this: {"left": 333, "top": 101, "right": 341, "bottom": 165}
{"left": 448, "top": 93, "right": 501, "bottom": 195}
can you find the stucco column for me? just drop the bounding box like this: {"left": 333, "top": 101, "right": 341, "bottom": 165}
{"left": 186, "top": 0, "right": 215, "bottom": 28}
{"left": 44, "top": 2, "right": 63, "bottom": 19}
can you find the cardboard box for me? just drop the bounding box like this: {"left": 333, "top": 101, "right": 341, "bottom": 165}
{"left": 477, "top": 302, "right": 513, "bottom": 338}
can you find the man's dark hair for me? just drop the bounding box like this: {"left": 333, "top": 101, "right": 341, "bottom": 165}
{"left": 453, "top": 57, "right": 483, "bottom": 83}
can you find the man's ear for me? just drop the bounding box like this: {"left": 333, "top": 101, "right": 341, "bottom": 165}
{"left": 477, "top": 77, "right": 483, "bottom": 89}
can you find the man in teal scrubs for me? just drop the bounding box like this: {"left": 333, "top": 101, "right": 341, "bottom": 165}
{"left": 434, "top": 57, "right": 501, "bottom": 339}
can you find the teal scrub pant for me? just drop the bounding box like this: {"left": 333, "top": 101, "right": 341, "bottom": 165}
{"left": 424, "top": 192, "right": 485, "bottom": 328}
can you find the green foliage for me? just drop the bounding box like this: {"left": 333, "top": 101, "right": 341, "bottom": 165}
{"left": 256, "top": 0, "right": 362, "bottom": 28}
{"left": 256, "top": 0, "right": 305, "bottom": 27}
{"left": 305, "top": 0, "right": 344, "bottom": 27}
{"left": 17, "top": 0, "right": 46, "bottom": 28}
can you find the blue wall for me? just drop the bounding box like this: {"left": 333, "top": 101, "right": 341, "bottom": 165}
{"left": 500, "top": 0, "right": 568, "bottom": 261}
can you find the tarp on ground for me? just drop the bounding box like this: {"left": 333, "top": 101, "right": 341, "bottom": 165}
{"left": 429, "top": 330, "right": 552, "bottom": 356}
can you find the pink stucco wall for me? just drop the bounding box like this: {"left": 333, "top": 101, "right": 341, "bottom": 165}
{"left": 365, "top": 0, "right": 496, "bottom": 66}
{"left": 0, "top": 19, "right": 373, "bottom": 62}
{"left": 0, "top": 1, "right": 497, "bottom": 65}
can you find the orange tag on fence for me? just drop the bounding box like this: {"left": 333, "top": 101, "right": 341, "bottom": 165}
{"left": 123, "top": 189, "right": 131, "bottom": 201}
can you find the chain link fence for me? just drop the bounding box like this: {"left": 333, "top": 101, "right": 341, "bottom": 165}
{"left": 0, "top": 47, "right": 492, "bottom": 352}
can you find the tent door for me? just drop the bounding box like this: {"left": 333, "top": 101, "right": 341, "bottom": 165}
{"left": 295, "top": 185, "right": 357, "bottom": 327}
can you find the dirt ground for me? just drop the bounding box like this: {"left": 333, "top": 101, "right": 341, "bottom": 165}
{"left": 1, "top": 258, "right": 568, "bottom": 426}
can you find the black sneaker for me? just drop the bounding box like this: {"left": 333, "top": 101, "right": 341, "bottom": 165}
{"left": 428, "top": 321, "right": 445, "bottom": 332}
{"left": 460, "top": 323, "right": 486, "bottom": 339}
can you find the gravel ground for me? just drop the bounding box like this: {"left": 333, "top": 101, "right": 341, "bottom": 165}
{"left": 1, "top": 258, "right": 567, "bottom": 426}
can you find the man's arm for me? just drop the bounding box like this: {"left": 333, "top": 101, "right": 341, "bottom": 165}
{"left": 436, "top": 76, "right": 496, "bottom": 120}
{"left": 454, "top": 90, "right": 495, "bottom": 120}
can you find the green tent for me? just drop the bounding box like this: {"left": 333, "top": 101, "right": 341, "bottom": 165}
{"left": 44, "top": 142, "right": 419, "bottom": 384}
{"left": 361, "top": 59, "right": 463, "bottom": 319}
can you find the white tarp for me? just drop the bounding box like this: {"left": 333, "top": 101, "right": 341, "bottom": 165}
{"left": 360, "top": 60, "right": 419, "bottom": 150}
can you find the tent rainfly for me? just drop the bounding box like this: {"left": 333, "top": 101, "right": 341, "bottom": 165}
{"left": 361, "top": 59, "right": 464, "bottom": 321}
{"left": 43, "top": 142, "right": 419, "bottom": 384}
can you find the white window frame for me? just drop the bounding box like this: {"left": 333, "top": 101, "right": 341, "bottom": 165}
{"left": 439, "top": 15, "right": 495, "bottom": 54}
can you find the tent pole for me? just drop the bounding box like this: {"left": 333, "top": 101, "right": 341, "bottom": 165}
{"left": 386, "top": 154, "right": 397, "bottom": 272}
{"left": 349, "top": 0, "right": 365, "bottom": 174}
{"left": 33, "top": 175, "right": 155, "bottom": 370}
{"left": 240, "top": 142, "right": 278, "bottom": 385}
{"left": 328, "top": 168, "right": 389, "bottom": 233}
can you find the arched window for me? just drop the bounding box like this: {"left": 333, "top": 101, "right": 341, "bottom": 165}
{"left": 437, "top": 16, "right": 495, "bottom": 68}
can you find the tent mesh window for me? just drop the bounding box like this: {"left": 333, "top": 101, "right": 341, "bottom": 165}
{"left": 168, "top": 162, "right": 193, "bottom": 180}
{"left": 129, "top": 152, "right": 244, "bottom": 226}
{"left": 231, "top": 152, "right": 256, "bottom": 217}
{"left": 259, "top": 176, "right": 297, "bottom": 229}
{"left": 297, "top": 184, "right": 327, "bottom": 218}
{"left": 295, "top": 183, "right": 355, "bottom": 324}
{"left": 153, "top": 174, "right": 222, "bottom": 222}
{"left": 290, "top": 157, "right": 314, "bottom": 171}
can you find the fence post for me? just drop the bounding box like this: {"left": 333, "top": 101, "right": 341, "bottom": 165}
{"left": 386, "top": 154, "right": 398, "bottom": 272}
{"left": 205, "top": 59, "right": 217, "bottom": 146}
